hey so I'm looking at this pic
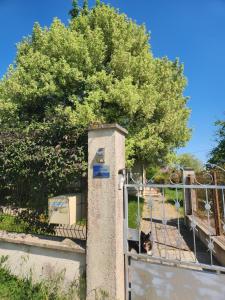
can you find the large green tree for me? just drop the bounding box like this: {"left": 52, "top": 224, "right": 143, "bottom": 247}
{"left": 0, "top": 3, "right": 190, "bottom": 168}
{"left": 209, "top": 119, "right": 225, "bottom": 166}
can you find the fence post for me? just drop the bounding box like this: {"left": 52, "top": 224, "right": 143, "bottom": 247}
{"left": 212, "top": 171, "right": 222, "bottom": 236}
{"left": 86, "top": 123, "right": 127, "bottom": 300}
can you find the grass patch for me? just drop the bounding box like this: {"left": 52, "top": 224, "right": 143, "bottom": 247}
{"left": 0, "top": 267, "right": 53, "bottom": 300}
{"left": 0, "top": 215, "right": 27, "bottom": 233}
{"left": 128, "top": 195, "right": 144, "bottom": 229}
{"left": 164, "top": 188, "right": 184, "bottom": 215}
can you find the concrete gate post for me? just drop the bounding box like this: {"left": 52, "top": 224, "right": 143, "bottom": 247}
{"left": 183, "top": 168, "right": 196, "bottom": 215}
{"left": 86, "top": 124, "right": 127, "bottom": 300}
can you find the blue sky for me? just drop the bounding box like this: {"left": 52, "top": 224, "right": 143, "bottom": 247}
{"left": 0, "top": 0, "right": 224, "bottom": 162}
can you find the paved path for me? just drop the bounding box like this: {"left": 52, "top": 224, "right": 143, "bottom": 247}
{"left": 140, "top": 190, "right": 208, "bottom": 263}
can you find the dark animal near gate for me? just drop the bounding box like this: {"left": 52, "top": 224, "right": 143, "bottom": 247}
{"left": 128, "top": 231, "right": 153, "bottom": 255}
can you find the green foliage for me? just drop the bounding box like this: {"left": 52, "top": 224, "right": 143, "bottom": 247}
{"left": 15, "top": 210, "right": 56, "bottom": 234}
{"left": 0, "top": 261, "right": 86, "bottom": 300}
{"left": 145, "top": 166, "right": 170, "bottom": 183}
{"left": 0, "top": 99, "right": 18, "bottom": 129}
{"left": 0, "top": 120, "right": 87, "bottom": 207}
{"left": 96, "top": 0, "right": 101, "bottom": 7}
{"left": 165, "top": 188, "right": 184, "bottom": 216}
{"left": 0, "top": 214, "right": 27, "bottom": 233}
{"left": 0, "top": 4, "right": 190, "bottom": 204}
{"left": 176, "top": 153, "right": 203, "bottom": 172}
{"left": 82, "top": 0, "right": 89, "bottom": 15}
{"left": 0, "top": 211, "right": 85, "bottom": 236}
{"left": 209, "top": 119, "right": 225, "bottom": 166}
{"left": 0, "top": 211, "right": 55, "bottom": 235}
{"left": 165, "top": 187, "right": 183, "bottom": 203}
{"left": 69, "top": 0, "right": 80, "bottom": 19}
{"left": 128, "top": 195, "right": 144, "bottom": 229}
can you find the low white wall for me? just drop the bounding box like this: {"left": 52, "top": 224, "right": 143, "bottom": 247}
{"left": 0, "top": 231, "right": 86, "bottom": 285}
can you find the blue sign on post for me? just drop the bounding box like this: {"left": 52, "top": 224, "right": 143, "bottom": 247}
{"left": 93, "top": 164, "right": 110, "bottom": 178}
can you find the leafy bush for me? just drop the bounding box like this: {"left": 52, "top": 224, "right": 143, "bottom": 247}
{"left": 0, "top": 256, "right": 86, "bottom": 300}
{"left": 0, "top": 214, "right": 27, "bottom": 233}
{"left": 15, "top": 209, "right": 56, "bottom": 235}
{"left": 0, "top": 211, "right": 55, "bottom": 235}
{"left": 0, "top": 118, "right": 87, "bottom": 208}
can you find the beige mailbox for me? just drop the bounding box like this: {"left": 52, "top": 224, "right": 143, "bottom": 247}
{"left": 48, "top": 194, "right": 82, "bottom": 225}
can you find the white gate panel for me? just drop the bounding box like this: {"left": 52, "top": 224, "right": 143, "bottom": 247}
{"left": 131, "top": 258, "right": 225, "bottom": 300}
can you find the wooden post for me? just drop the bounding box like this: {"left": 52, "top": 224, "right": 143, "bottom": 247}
{"left": 212, "top": 171, "right": 222, "bottom": 236}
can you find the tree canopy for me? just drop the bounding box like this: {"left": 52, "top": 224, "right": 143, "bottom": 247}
{"left": 209, "top": 119, "right": 225, "bottom": 166}
{"left": 0, "top": 3, "right": 190, "bottom": 168}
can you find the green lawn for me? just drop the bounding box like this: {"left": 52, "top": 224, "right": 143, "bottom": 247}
{"left": 164, "top": 188, "right": 184, "bottom": 215}
{"left": 128, "top": 194, "right": 144, "bottom": 229}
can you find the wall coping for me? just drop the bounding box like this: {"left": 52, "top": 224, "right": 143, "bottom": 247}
{"left": 88, "top": 123, "right": 128, "bottom": 135}
{"left": 0, "top": 231, "right": 85, "bottom": 254}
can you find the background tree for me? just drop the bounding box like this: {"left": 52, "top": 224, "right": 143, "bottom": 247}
{"left": 209, "top": 119, "right": 225, "bottom": 166}
{"left": 176, "top": 153, "right": 203, "bottom": 172}
{"left": 0, "top": 4, "right": 191, "bottom": 204}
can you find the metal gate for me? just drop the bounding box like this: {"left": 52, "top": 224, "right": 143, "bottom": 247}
{"left": 123, "top": 168, "right": 225, "bottom": 299}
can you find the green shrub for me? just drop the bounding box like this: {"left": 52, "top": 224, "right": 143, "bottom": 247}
{"left": 0, "top": 257, "right": 86, "bottom": 300}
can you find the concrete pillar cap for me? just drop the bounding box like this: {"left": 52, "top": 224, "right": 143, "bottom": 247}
{"left": 88, "top": 123, "right": 128, "bottom": 135}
